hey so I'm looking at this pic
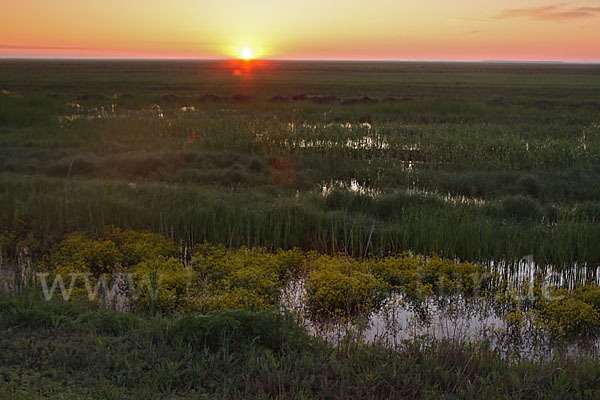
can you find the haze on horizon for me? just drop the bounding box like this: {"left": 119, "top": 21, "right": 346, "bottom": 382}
{"left": 1, "top": 0, "right": 599, "bottom": 62}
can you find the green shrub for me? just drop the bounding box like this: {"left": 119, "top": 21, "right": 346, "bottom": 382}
{"left": 169, "top": 310, "right": 312, "bottom": 352}
{"left": 501, "top": 195, "right": 542, "bottom": 221}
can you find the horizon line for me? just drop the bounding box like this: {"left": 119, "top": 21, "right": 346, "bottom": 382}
{"left": 1, "top": 57, "right": 600, "bottom": 64}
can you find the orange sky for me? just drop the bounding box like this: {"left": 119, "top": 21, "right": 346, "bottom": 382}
{"left": 1, "top": 0, "right": 599, "bottom": 61}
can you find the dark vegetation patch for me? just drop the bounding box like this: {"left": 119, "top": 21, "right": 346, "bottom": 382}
{"left": 76, "top": 94, "right": 107, "bottom": 101}
{"left": 359, "top": 96, "right": 378, "bottom": 104}
{"left": 198, "top": 94, "right": 223, "bottom": 102}
{"left": 500, "top": 195, "right": 543, "bottom": 221}
{"left": 291, "top": 94, "right": 308, "bottom": 101}
{"left": 268, "top": 95, "right": 290, "bottom": 103}
{"left": 530, "top": 100, "right": 555, "bottom": 109}
{"left": 517, "top": 175, "right": 543, "bottom": 198}
{"left": 487, "top": 98, "right": 510, "bottom": 107}
{"left": 309, "top": 95, "right": 341, "bottom": 104}
{"left": 161, "top": 93, "right": 180, "bottom": 102}
{"left": 570, "top": 101, "right": 600, "bottom": 111}
{"left": 232, "top": 94, "right": 253, "bottom": 102}
{"left": 0, "top": 94, "right": 60, "bottom": 127}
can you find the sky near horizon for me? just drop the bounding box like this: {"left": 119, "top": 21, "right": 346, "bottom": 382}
{"left": 1, "top": 0, "right": 599, "bottom": 61}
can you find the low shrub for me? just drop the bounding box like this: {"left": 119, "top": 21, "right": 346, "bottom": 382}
{"left": 190, "top": 244, "right": 306, "bottom": 311}
{"left": 533, "top": 285, "right": 600, "bottom": 341}
{"left": 370, "top": 252, "right": 488, "bottom": 297}
{"left": 501, "top": 195, "right": 542, "bottom": 221}
{"left": 133, "top": 256, "right": 195, "bottom": 313}
{"left": 306, "top": 255, "right": 389, "bottom": 316}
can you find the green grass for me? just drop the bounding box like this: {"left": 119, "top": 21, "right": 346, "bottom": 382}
{"left": 2, "top": 291, "right": 600, "bottom": 399}
{"left": 1, "top": 60, "right": 600, "bottom": 271}
{"left": 2, "top": 60, "right": 600, "bottom": 399}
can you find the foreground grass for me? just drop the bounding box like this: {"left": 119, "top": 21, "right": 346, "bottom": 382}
{"left": 1, "top": 292, "right": 599, "bottom": 399}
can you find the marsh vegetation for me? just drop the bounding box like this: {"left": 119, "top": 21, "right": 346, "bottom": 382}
{"left": 1, "top": 60, "right": 600, "bottom": 398}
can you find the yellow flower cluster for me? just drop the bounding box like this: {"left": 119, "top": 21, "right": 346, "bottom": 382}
{"left": 190, "top": 244, "right": 305, "bottom": 312}
{"left": 500, "top": 282, "right": 600, "bottom": 342}
{"left": 369, "top": 253, "right": 487, "bottom": 298}
{"left": 39, "top": 227, "right": 178, "bottom": 308}
{"left": 304, "top": 252, "right": 487, "bottom": 317}
{"left": 35, "top": 228, "right": 600, "bottom": 342}
{"left": 40, "top": 229, "right": 490, "bottom": 317}
{"left": 535, "top": 285, "right": 600, "bottom": 341}
{"left": 305, "top": 254, "right": 389, "bottom": 316}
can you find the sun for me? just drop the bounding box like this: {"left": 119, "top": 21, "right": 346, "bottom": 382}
{"left": 241, "top": 47, "right": 253, "bottom": 60}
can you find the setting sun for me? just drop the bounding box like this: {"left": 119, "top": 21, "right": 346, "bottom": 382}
{"left": 241, "top": 47, "right": 253, "bottom": 60}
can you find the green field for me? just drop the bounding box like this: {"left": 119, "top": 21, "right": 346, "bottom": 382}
{"left": 2, "top": 61, "right": 600, "bottom": 267}
{"left": 2, "top": 60, "right": 600, "bottom": 398}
